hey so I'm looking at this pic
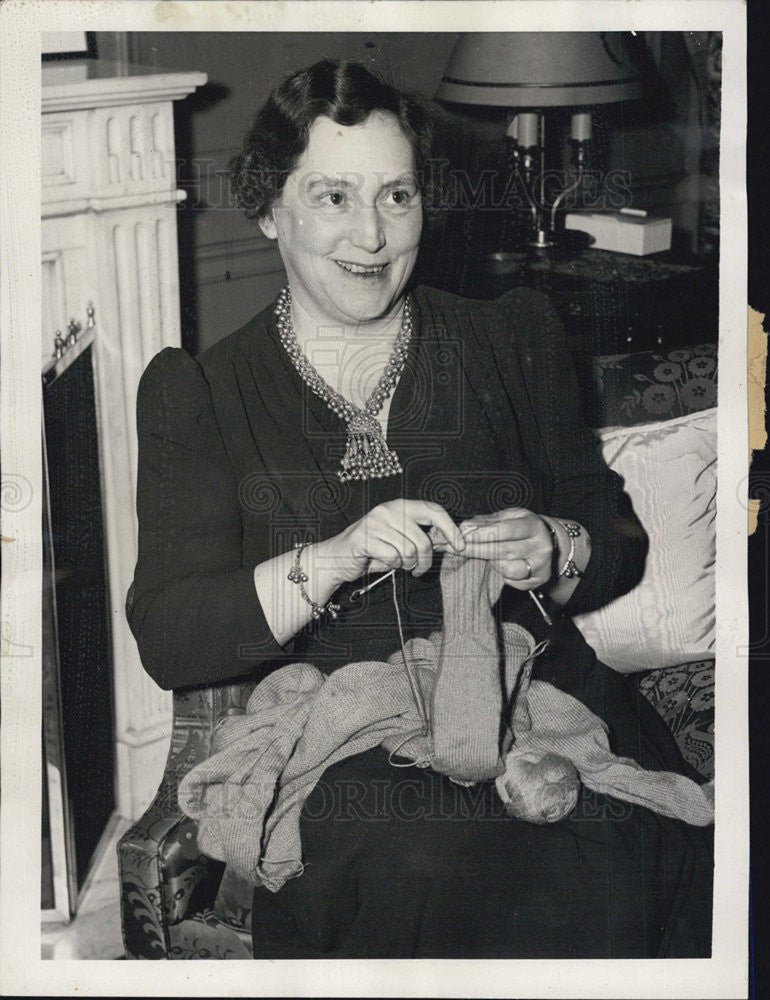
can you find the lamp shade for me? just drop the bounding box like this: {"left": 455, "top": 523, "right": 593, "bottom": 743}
{"left": 438, "top": 32, "right": 642, "bottom": 107}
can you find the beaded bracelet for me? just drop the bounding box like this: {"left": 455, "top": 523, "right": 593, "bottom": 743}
{"left": 287, "top": 542, "right": 341, "bottom": 620}
{"left": 556, "top": 520, "right": 583, "bottom": 579}
{"left": 543, "top": 518, "right": 583, "bottom": 579}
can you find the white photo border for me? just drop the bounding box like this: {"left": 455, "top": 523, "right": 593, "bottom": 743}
{"left": 0, "top": 2, "right": 748, "bottom": 997}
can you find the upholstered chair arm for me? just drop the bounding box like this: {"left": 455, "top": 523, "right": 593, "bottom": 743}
{"left": 118, "top": 681, "right": 255, "bottom": 958}
{"left": 118, "top": 776, "right": 225, "bottom": 958}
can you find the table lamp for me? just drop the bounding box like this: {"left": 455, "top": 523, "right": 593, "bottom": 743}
{"left": 437, "top": 32, "right": 643, "bottom": 250}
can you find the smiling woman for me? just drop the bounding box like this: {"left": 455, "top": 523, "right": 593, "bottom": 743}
{"left": 126, "top": 58, "right": 714, "bottom": 959}
{"left": 231, "top": 60, "right": 430, "bottom": 333}
{"left": 258, "top": 114, "right": 422, "bottom": 328}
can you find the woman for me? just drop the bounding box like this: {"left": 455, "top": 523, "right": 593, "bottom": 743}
{"left": 128, "top": 59, "right": 712, "bottom": 958}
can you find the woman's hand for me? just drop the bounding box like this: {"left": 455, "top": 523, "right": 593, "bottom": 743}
{"left": 318, "top": 499, "right": 466, "bottom": 586}
{"left": 433, "top": 508, "right": 554, "bottom": 591}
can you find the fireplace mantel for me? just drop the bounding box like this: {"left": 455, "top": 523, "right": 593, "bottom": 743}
{"left": 43, "top": 59, "right": 208, "bottom": 112}
{"left": 42, "top": 60, "right": 206, "bottom": 820}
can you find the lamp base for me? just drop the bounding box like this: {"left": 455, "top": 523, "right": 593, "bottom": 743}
{"left": 489, "top": 230, "right": 591, "bottom": 271}
{"left": 525, "top": 229, "right": 558, "bottom": 250}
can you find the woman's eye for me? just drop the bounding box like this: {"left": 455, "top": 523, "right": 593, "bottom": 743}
{"left": 385, "top": 188, "right": 414, "bottom": 207}
{"left": 320, "top": 191, "right": 346, "bottom": 207}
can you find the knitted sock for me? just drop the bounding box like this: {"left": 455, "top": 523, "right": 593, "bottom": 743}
{"left": 430, "top": 554, "right": 509, "bottom": 782}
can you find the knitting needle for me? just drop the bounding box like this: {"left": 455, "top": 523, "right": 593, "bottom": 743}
{"left": 350, "top": 568, "right": 396, "bottom": 601}
{"left": 528, "top": 590, "right": 553, "bottom": 626}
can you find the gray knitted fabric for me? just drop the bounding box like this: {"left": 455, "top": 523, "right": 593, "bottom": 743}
{"left": 178, "top": 554, "right": 714, "bottom": 892}
{"left": 430, "top": 553, "right": 538, "bottom": 782}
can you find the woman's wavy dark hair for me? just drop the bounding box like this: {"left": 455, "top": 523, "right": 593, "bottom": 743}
{"left": 229, "top": 59, "right": 444, "bottom": 225}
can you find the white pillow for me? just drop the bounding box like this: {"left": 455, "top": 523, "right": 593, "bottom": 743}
{"left": 572, "top": 407, "right": 716, "bottom": 673}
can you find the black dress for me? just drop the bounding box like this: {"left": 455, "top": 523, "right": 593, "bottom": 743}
{"left": 128, "top": 284, "right": 713, "bottom": 958}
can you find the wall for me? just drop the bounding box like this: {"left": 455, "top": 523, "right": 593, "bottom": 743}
{"left": 126, "top": 32, "right": 458, "bottom": 353}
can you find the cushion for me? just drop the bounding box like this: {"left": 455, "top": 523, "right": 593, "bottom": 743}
{"left": 572, "top": 407, "right": 716, "bottom": 672}
{"left": 592, "top": 344, "right": 718, "bottom": 428}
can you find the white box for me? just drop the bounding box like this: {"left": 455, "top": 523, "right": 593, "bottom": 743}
{"left": 565, "top": 209, "right": 672, "bottom": 255}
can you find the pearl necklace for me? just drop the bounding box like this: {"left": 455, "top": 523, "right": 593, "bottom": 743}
{"left": 275, "top": 285, "right": 411, "bottom": 482}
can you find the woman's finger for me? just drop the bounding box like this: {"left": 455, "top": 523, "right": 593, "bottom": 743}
{"left": 458, "top": 517, "right": 537, "bottom": 546}
{"left": 367, "top": 557, "right": 396, "bottom": 574}
{"left": 500, "top": 555, "right": 544, "bottom": 590}
{"left": 365, "top": 537, "right": 407, "bottom": 572}
{"left": 459, "top": 507, "right": 530, "bottom": 528}
{"left": 402, "top": 500, "right": 466, "bottom": 553}
{"left": 370, "top": 521, "right": 435, "bottom": 574}
{"left": 380, "top": 508, "right": 435, "bottom": 574}
{"left": 396, "top": 523, "right": 435, "bottom": 575}
{"left": 429, "top": 542, "right": 547, "bottom": 589}
{"left": 454, "top": 537, "right": 540, "bottom": 561}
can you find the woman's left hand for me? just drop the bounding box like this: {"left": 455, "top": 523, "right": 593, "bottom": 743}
{"left": 433, "top": 508, "right": 554, "bottom": 591}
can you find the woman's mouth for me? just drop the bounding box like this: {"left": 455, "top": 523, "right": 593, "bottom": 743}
{"left": 333, "top": 260, "right": 388, "bottom": 276}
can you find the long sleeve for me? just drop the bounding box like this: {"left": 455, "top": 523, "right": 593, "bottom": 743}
{"left": 127, "top": 347, "right": 287, "bottom": 690}
{"left": 492, "top": 287, "right": 649, "bottom": 615}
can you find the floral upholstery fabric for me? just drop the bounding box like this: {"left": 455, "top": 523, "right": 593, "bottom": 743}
{"left": 118, "top": 680, "right": 256, "bottom": 959}
{"left": 168, "top": 910, "right": 253, "bottom": 959}
{"left": 638, "top": 660, "right": 715, "bottom": 781}
{"left": 593, "top": 343, "right": 717, "bottom": 428}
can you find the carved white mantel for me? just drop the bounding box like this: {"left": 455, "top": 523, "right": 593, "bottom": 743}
{"left": 42, "top": 61, "right": 207, "bottom": 820}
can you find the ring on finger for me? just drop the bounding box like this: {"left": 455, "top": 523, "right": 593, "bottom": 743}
{"left": 523, "top": 558, "right": 532, "bottom": 579}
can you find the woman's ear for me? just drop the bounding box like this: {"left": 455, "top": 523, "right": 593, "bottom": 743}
{"left": 258, "top": 211, "right": 278, "bottom": 240}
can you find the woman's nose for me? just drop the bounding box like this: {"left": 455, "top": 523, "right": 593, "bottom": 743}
{"left": 349, "top": 206, "right": 385, "bottom": 254}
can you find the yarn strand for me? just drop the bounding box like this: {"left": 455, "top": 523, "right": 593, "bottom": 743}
{"left": 391, "top": 570, "right": 429, "bottom": 736}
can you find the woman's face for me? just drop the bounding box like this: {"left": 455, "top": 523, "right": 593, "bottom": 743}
{"left": 259, "top": 111, "right": 423, "bottom": 327}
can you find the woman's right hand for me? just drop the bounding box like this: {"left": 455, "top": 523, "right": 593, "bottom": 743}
{"left": 318, "top": 499, "right": 466, "bottom": 586}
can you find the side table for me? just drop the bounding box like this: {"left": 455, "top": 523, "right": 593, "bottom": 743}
{"left": 472, "top": 247, "right": 719, "bottom": 356}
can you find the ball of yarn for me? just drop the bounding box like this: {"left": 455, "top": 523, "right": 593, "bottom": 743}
{"left": 495, "top": 747, "right": 580, "bottom": 824}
